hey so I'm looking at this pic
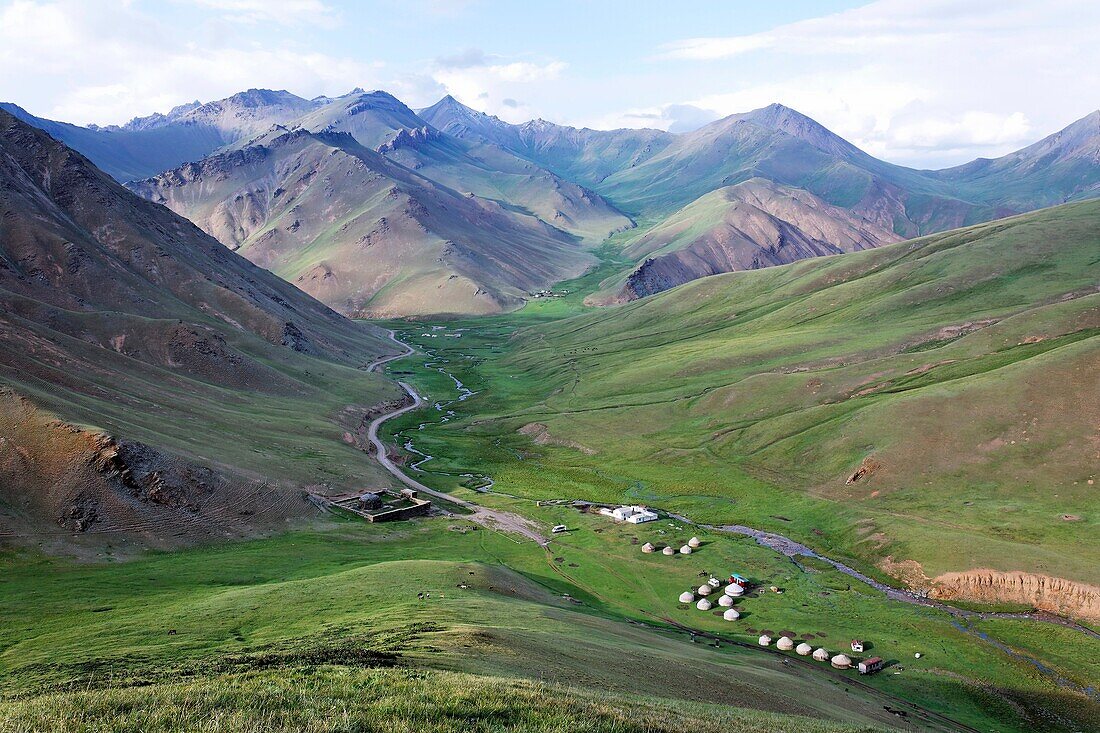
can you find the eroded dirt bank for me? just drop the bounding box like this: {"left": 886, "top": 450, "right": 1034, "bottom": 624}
{"left": 931, "top": 570, "right": 1100, "bottom": 622}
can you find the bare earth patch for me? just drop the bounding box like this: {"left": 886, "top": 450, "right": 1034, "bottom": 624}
{"left": 845, "top": 456, "right": 881, "bottom": 485}
{"left": 518, "top": 423, "right": 597, "bottom": 455}
{"left": 878, "top": 555, "right": 932, "bottom": 591}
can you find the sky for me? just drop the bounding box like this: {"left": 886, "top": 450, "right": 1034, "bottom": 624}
{"left": 0, "top": 0, "right": 1097, "bottom": 168}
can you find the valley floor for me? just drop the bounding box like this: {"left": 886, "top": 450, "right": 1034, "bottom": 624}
{"left": 3, "top": 210, "right": 1098, "bottom": 733}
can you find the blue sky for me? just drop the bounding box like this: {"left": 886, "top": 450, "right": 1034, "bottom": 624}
{"left": 1, "top": 0, "right": 1097, "bottom": 167}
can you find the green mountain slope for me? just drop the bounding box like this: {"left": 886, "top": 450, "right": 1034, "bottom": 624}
{"left": 592, "top": 178, "right": 901, "bottom": 303}
{"left": 933, "top": 109, "right": 1100, "bottom": 210}
{"left": 386, "top": 201, "right": 1100, "bottom": 609}
{"left": 419, "top": 95, "right": 672, "bottom": 188}
{"left": 0, "top": 109, "right": 400, "bottom": 555}
{"left": 594, "top": 105, "right": 991, "bottom": 235}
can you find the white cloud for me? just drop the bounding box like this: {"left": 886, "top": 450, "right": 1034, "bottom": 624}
{"left": 660, "top": 34, "right": 774, "bottom": 61}
{"left": 0, "top": 0, "right": 377, "bottom": 124}
{"left": 0, "top": 0, "right": 1095, "bottom": 167}
{"left": 589, "top": 103, "right": 721, "bottom": 133}
{"left": 429, "top": 50, "right": 567, "bottom": 122}
{"left": 187, "top": 0, "right": 338, "bottom": 27}
{"left": 650, "top": 0, "right": 1100, "bottom": 165}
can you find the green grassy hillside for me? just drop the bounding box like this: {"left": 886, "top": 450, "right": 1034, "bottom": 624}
{"left": 0, "top": 520, "right": 926, "bottom": 733}
{"left": 380, "top": 201, "right": 1100, "bottom": 603}
{"left": 5, "top": 512, "right": 1096, "bottom": 732}
{"left": 0, "top": 668, "right": 888, "bottom": 733}
{"left": 592, "top": 178, "right": 899, "bottom": 302}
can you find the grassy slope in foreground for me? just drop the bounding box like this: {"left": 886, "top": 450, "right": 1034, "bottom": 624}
{"left": 0, "top": 669, "right": 884, "bottom": 733}
{"left": 8, "top": 511, "right": 1099, "bottom": 733}
{"left": 382, "top": 201, "right": 1099, "bottom": 607}
{"left": 0, "top": 518, "right": 947, "bottom": 733}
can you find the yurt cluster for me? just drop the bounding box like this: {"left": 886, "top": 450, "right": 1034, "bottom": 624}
{"left": 755, "top": 634, "right": 882, "bottom": 674}
{"left": 640, "top": 534, "right": 701, "bottom": 556}
{"left": 667, "top": 536, "right": 885, "bottom": 675}
{"left": 671, "top": 538, "right": 747, "bottom": 619}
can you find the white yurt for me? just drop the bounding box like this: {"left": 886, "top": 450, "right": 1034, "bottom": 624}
{"left": 707, "top": 576, "right": 721, "bottom": 588}
{"left": 696, "top": 598, "right": 713, "bottom": 611}
{"left": 831, "top": 654, "right": 853, "bottom": 669}
{"left": 697, "top": 584, "right": 712, "bottom": 596}
{"left": 795, "top": 643, "right": 813, "bottom": 656}
{"left": 723, "top": 608, "right": 740, "bottom": 621}
{"left": 679, "top": 545, "right": 693, "bottom": 554}
{"left": 776, "top": 636, "right": 795, "bottom": 651}
{"left": 641, "top": 542, "right": 655, "bottom": 553}
{"left": 758, "top": 635, "right": 772, "bottom": 646}
{"left": 718, "top": 594, "right": 734, "bottom": 607}
{"left": 687, "top": 536, "right": 701, "bottom": 548}
{"left": 662, "top": 546, "right": 676, "bottom": 556}
{"left": 724, "top": 584, "right": 744, "bottom": 597}
{"left": 813, "top": 648, "right": 830, "bottom": 662}
{"left": 678, "top": 591, "right": 695, "bottom": 603}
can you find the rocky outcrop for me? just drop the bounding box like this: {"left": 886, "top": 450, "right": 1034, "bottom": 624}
{"left": 376, "top": 126, "right": 442, "bottom": 153}
{"left": 930, "top": 570, "right": 1100, "bottom": 622}
{"left": 0, "top": 389, "right": 307, "bottom": 554}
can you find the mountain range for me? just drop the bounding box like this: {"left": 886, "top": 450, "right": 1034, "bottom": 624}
{"left": 4, "top": 90, "right": 1098, "bottom": 315}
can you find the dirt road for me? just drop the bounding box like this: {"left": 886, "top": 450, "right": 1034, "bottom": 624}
{"left": 365, "top": 330, "right": 547, "bottom": 546}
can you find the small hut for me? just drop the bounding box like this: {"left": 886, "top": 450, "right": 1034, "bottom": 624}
{"left": 662, "top": 546, "right": 676, "bottom": 556}
{"left": 696, "top": 598, "right": 713, "bottom": 611}
{"left": 858, "top": 657, "right": 885, "bottom": 675}
{"left": 679, "top": 545, "right": 693, "bottom": 555}
{"left": 678, "top": 591, "right": 695, "bottom": 603}
{"left": 813, "top": 648, "right": 829, "bottom": 662}
{"left": 724, "top": 584, "right": 744, "bottom": 597}
{"left": 850, "top": 640, "right": 865, "bottom": 653}
{"left": 795, "top": 643, "right": 813, "bottom": 656}
{"left": 687, "top": 536, "right": 701, "bottom": 548}
{"left": 758, "top": 635, "right": 772, "bottom": 647}
{"left": 831, "top": 654, "right": 853, "bottom": 670}
{"left": 718, "top": 594, "right": 734, "bottom": 607}
{"left": 723, "top": 608, "right": 740, "bottom": 621}
{"left": 641, "top": 542, "right": 655, "bottom": 553}
{"left": 776, "top": 636, "right": 795, "bottom": 651}
{"left": 697, "top": 584, "right": 712, "bottom": 596}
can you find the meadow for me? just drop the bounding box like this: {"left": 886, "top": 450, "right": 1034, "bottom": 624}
{"left": 4, "top": 502, "right": 1097, "bottom": 732}
{"left": 371, "top": 202, "right": 1100, "bottom": 731}
{"left": 381, "top": 202, "right": 1100, "bottom": 587}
